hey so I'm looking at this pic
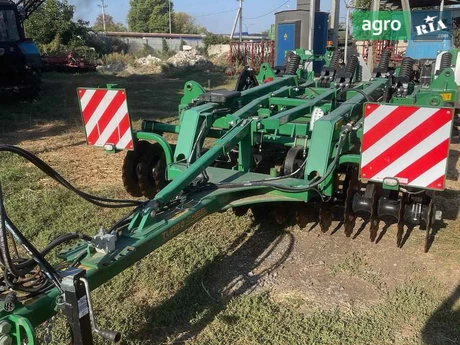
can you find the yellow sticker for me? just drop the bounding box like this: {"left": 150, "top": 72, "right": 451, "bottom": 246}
{"left": 441, "top": 93, "right": 452, "bottom": 101}
{"left": 335, "top": 120, "right": 343, "bottom": 130}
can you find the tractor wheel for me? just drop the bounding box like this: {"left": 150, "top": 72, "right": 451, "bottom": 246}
{"left": 22, "top": 68, "right": 42, "bottom": 99}
{"left": 137, "top": 143, "right": 167, "bottom": 199}
{"left": 121, "top": 140, "right": 154, "bottom": 198}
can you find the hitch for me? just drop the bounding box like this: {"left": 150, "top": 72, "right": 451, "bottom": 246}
{"left": 60, "top": 268, "right": 121, "bottom": 345}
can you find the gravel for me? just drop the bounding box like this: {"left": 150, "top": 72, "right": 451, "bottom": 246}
{"left": 135, "top": 55, "right": 162, "bottom": 66}
{"left": 166, "top": 49, "right": 209, "bottom": 67}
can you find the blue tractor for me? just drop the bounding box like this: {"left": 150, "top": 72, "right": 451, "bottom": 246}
{"left": 0, "top": 0, "right": 44, "bottom": 98}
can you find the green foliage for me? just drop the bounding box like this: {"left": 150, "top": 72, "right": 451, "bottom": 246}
{"left": 172, "top": 11, "right": 205, "bottom": 34}
{"left": 128, "top": 0, "right": 172, "bottom": 33}
{"left": 162, "top": 38, "right": 169, "bottom": 53}
{"left": 92, "top": 13, "right": 128, "bottom": 32}
{"left": 141, "top": 43, "right": 155, "bottom": 56}
{"left": 202, "top": 32, "right": 230, "bottom": 48}
{"left": 453, "top": 18, "right": 460, "bottom": 48}
{"left": 23, "top": 0, "right": 129, "bottom": 57}
{"left": 25, "top": 0, "right": 88, "bottom": 46}
{"left": 354, "top": 0, "right": 371, "bottom": 9}
{"left": 349, "top": 0, "right": 371, "bottom": 25}
{"left": 104, "top": 52, "right": 136, "bottom": 66}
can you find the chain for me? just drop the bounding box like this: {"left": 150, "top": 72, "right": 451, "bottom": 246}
{"left": 43, "top": 316, "right": 55, "bottom": 345}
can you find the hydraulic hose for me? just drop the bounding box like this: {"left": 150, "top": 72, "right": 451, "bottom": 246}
{"left": 12, "top": 233, "right": 92, "bottom": 270}
{"left": 0, "top": 185, "right": 21, "bottom": 277}
{"left": 0, "top": 145, "right": 147, "bottom": 296}
{"left": 0, "top": 145, "right": 144, "bottom": 208}
{"left": 215, "top": 127, "right": 350, "bottom": 192}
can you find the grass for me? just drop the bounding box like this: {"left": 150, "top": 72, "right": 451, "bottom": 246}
{"left": 188, "top": 278, "right": 459, "bottom": 345}
{"left": 1, "top": 70, "right": 460, "bottom": 345}
{"left": 329, "top": 251, "right": 386, "bottom": 290}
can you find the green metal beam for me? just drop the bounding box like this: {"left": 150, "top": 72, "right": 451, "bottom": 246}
{"left": 305, "top": 80, "right": 386, "bottom": 195}
{"left": 261, "top": 88, "right": 337, "bottom": 129}
{"left": 152, "top": 120, "right": 253, "bottom": 207}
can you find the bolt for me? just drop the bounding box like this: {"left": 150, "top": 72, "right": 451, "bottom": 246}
{"left": 0, "top": 323, "right": 10, "bottom": 335}
{"left": 229, "top": 121, "right": 234, "bottom": 126}
{"left": 0, "top": 335, "right": 11, "bottom": 345}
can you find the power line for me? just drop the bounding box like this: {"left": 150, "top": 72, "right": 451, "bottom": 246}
{"left": 194, "top": 8, "right": 239, "bottom": 18}
{"left": 245, "top": 0, "right": 291, "bottom": 19}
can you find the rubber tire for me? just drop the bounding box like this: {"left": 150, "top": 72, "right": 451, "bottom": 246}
{"left": 122, "top": 141, "right": 154, "bottom": 197}
{"left": 137, "top": 143, "right": 167, "bottom": 199}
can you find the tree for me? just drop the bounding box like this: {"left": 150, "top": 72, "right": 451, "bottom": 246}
{"left": 202, "top": 31, "right": 229, "bottom": 49}
{"left": 172, "top": 12, "right": 205, "bottom": 34}
{"left": 25, "top": 0, "right": 85, "bottom": 45}
{"left": 93, "top": 14, "right": 127, "bottom": 32}
{"left": 128, "top": 0, "right": 172, "bottom": 33}
{"left": 24, "top": 0, "right": 92, "bottom": 56}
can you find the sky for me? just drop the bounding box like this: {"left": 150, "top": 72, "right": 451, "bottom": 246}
{"left": 70, "top": 0, "right": 347, "bottom": 34}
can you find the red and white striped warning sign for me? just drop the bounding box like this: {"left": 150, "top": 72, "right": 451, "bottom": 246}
{"left": 360, "top": 103, "right": 453, "bottom": 190}
{"left": 78, "top": 88, "right": 134, "bottom": 150}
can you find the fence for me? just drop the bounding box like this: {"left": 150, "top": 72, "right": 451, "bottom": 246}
{"left": 229, "top": 40, "right": 275, "bottom": 70}
{"left": 360, "top": 40, "right": 405, "bottom": 65}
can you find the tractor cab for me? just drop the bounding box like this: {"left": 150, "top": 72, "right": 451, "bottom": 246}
{"left": 0, "top": 0, "right": 42, "bottom": 97}
{"left": 0, "top": 5, "right": 22, "bottom": 42}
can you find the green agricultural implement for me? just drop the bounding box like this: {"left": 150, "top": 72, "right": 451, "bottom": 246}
{"left": 0, "top": 48, "right": 458, "bottom": 344}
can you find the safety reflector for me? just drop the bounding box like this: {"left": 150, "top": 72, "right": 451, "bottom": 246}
{"left": 360, "top": 103, "right": 453, "bottom": 191}
{"left": 77, "top": 88, "right": 134, "bottom": 151}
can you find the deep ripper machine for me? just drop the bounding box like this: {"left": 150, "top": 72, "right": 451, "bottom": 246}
{"left": 0, "top": 48, "right": 458, "bottom": 344}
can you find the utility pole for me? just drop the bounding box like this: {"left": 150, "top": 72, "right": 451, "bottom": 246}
{"left": 230, "top": 0, "right": 243, "bottom": 41}
{"left": 367, "top": 0, "right": 380, "bottom": 72}
{"left": 239, "top": 0, "right": 243, "bottom": 42}
{"left": 169, "top": 0, "right": 172, "bottom": 34}
{"left": 308, "top": 0, "right": 315, "bottom": 50}
{"left": 98, "top": 0, "right": 107, "bottom": 31}
{"left": 344, "top": 1, "right": 350, "bottom": 64}
{"left": 330, "top": 0, "right": 340, "bottom": 46}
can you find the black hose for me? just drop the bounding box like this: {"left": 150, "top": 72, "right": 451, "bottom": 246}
{"left": 0, "top": 182, "right": 62, "bottom": 288}
{"left": 13, "top": 233, "right": 92, "bottom": 270}
{"left": 0, "top": 145, "right": 143, "bottom": 208}
{"left": 346, "top": 88, "right": 372, "bottom": 102}
{"left": 215, "top": 129, "right": 349, "bottom": 192}
{"left": 0, "top": 183, "right": 21, "bottom": 277}
{"left": 0, "top": 145, "right": 146, "bottom": 294}
{"left": 4, "top": 214, "right": 62, "bottom": 291}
